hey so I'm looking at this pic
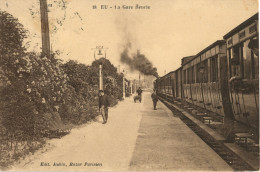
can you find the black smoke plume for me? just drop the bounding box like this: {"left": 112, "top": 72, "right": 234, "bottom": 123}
{"left": 120, "top": 44, "right": 158, "bottom": 78}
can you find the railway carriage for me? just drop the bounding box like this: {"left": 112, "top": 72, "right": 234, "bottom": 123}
{"left": 155, "top": 13, "right": 258, "bottom": 131}
{"left": 224, "top": 13, "right": 259, "bottom": 128}
{"left": 156, "top": 71, "right": 175, "bottom": 101}
{"left": 156, "top": 77, "right": 164, "bottom": 96}
{"left": 181, "top": 56, "right": 194, "bottom": 103}
{"left": 182, "top": 40, "right": 228, "bottom": 117}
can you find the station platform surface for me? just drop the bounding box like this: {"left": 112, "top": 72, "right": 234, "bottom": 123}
{"left": 9, "top": 92, "right": 232, "bottom": 171}
{"left": 129, "top": 92, "right": 232, "bottom": 171}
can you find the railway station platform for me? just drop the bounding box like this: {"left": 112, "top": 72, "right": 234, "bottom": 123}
{"left": 10, "top": 91, "right": 233, "bottom": 171}
{"left": 129, "top": 92, "right": 232, "bottom": 171}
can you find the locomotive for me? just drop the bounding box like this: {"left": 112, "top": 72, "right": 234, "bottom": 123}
{"left": 154, "top": 13, "right": 259, "bottom": 139}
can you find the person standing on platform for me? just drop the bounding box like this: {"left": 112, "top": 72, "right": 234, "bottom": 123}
{"left": 151, "top": 90, "right": 158, "bottom": 110}
{"left": 137, "top": 87, "right": 143, "bottom": 102}
{"left": 98, "top": 90, "right": 110, "bottom": 124}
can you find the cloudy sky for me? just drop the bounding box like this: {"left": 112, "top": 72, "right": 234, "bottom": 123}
{"left": 0, "top": 0, "right": 258, "bottom": 79}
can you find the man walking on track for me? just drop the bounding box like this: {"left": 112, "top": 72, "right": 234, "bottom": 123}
{"left": 99, "top": 90, "right": 110, "bottom": 124}
{"left": 151, "top": 90, "right": 158, "bottom": 110}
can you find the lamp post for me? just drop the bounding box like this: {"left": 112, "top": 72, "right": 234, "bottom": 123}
{"left": 91, "top": 46, "right": 108, "bottom": 91}
{"left": 99, "top": 64, "right": 103, "bottom": 90}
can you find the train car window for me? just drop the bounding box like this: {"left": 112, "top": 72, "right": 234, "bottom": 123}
{"left": 210, "top": 56, "right": 218, "bottom": 82}
{"left": 248, "top": 37, "right": 259, "bottom": 79}
{"left": 192, "top": 66, "right": 195, "bottom": 83}
{"left": 169, "top": 77, "right": 171, "bottom": 93}
{"left": 230, "top": 44, "right": 241, "bottom": 77}
{"left": 164, "top": 78, "right": 166, "bottom": 93}
{"left": 228, "top": 48, "right": 232, "bottom": 77}
{"left": 183, "top": 70, "right": 187, "bottom": 84}
{"left": 190, "top": 68, "right": 192, "bottom": 84}
{"left": 232, "top": 45, "right": 240, "bottom": 63}
{"left": 201, "top": 60, "right": 208, "bottom": 83}
{"left": 252, "top": 53, "right": 259, "bottom": 79}
{"left": 190, "top": 67, "right": 192, "bottom": 83}
{"left": 253, "top": 53, "right": 259, "bottom": 79}
{"left": 242, "top": 40, "right": 252, "bottom": 79}
{"left": 187, "top": 68, "right": 190, "bottom": 84}
{"left": 187, "top": 67, "right": 194, "bottom": 84}
{"left": 230, "top": 37, "right": 260, "bottom": 80}
{"left": 196, "top": 63, "right": 200, "bottom": 83}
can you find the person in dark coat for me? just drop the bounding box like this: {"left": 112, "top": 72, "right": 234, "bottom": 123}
{"left": 98, "top": 90, "right": 110, "bottom": 124}
{"left": 137, "top": 87, "right": 143, "bottom": 102}
{"left": 137, "top": 87, "right": 143, "bottom": 96}
{"left": 151, "top": 90, "right": 158, "bottom": 110}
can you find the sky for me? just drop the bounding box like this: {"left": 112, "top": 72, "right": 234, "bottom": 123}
{"left": 0, "top": 0, "right": 258, "bottom": 79}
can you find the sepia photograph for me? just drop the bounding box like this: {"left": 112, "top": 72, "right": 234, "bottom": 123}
{"left": 0, "top": 0, "right": 259, "bottom": 171}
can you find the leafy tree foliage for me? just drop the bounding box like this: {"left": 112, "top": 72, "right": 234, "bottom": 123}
{"left": 0, "top": 10, "right": 125, "bottom": 168}
{"left": 0, "top": 11, "right": 27, "bottom": 76}
{"left": 62, "top": 58, "right": 123, "bottom": 110}
{"left": 0, "top": 11, "right": 124, "bottom": 137}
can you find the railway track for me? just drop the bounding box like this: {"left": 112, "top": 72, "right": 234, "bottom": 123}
{"left": 160, "top": 98, "right": 255, "bottom": 171}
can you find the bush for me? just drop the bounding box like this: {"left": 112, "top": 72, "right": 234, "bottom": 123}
{"left": 0, "top": 10, "right": 125, "bottom": 169}
{"left": 61, "top": 58, "right": 123, "bottom": 124}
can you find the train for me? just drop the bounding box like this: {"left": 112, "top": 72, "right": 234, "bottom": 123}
{"left": 154, "top": 13, "right": 259, "bottom": 139}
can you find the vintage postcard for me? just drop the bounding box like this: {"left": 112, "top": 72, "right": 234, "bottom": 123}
{"left": 0, "top": 0, "right": 259, "bottom": 171}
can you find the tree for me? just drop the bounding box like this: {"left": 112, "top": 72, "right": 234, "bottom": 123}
{"left": 0, "top": 11, "right": 35, "bottom": 135}
{"left": 91, "top": 58, "right": 123, "bottom": 100}
{"left": 0, "top": 11, "right": 27, "bottom": 77}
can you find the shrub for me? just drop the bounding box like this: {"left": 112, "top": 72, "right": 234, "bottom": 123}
{"left": 0, "top": 10, "right": 125, "bottom": 169}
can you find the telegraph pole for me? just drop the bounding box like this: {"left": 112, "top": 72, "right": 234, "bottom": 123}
{"left": 40, "top": 0, "right": 51, "bottom": 58}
